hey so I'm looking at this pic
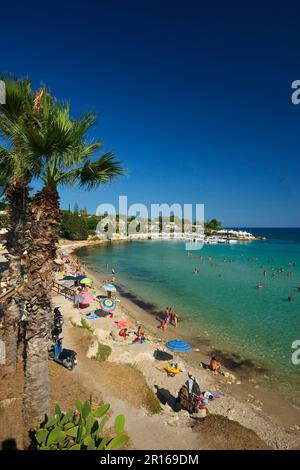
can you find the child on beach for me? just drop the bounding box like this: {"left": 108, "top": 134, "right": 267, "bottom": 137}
{"left": 130, "top": 326, "right": 145, "bottom": 343}
{"left": 171, "top": 311, "right": 179, "bottom": 327}
{"left": 119, "top": 328, "right": 130, "bottom": 340}
{"left": 209, "top": 356, "right": 223, "bottom": 374}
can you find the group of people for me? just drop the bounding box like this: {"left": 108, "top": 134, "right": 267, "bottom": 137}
{"left": 118, "top": 325, "right": 146, "bottom": 343}
{"left": 159, "top": 306, "right": 179, "bottom": 331}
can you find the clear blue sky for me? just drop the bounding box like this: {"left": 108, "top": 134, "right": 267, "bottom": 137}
{"left": 1, "top": 0, "right": 300, "bottom": 227}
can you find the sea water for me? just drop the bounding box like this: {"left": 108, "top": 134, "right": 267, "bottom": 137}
{"left": 76, "top": 228, "right": 300, "bottom": 405}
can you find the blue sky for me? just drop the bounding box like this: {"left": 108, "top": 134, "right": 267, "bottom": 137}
{"left": 1, "top": 0, "right": 300, "bottom": 226}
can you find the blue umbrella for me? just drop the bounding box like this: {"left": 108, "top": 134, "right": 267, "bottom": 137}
{"left": 165, "top": 339, "right": 192, "bottom": 353}
{"left": 75, "top": 275, "right": 86, "bottom": 281}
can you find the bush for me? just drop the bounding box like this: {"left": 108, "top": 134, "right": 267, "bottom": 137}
{"left": 80, "top": 318, "right": 94, "bottom": 334}
{"left": 92, "top": 343, "right": 112, "bottom": 362}
{"left": 60, "top": 212, "right": 89, "bottom": 240}
{"left": 34, "top": 400, "right": 128, "bottom": 450}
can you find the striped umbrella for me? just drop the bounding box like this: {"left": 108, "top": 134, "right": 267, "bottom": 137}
{"left": 99, "top": 298, "right": 116, "bottom": 312}
{"left": 165, "top": 339, "right": 192, "bottom": 353}
{"left": 102, "top": 283, "right": 116, "bottom": 293}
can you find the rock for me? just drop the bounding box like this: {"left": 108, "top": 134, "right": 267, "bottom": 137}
{"left": 94, "top": 328, "right": 108, "bottom": 342}
{"left": 86, "top": 340, "right": 99, "bottom": 359}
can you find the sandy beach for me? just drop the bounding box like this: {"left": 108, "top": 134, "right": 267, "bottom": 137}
{"left": 50, "top": 240, "right": 300, "bottom": 449}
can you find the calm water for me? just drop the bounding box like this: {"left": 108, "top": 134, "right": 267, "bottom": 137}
{"left": 77, "top": 228, "right": 300, "bottom": 404}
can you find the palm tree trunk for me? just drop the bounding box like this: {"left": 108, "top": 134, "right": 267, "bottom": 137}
{"left": 23, "top": 184, "right": 61, "bottom": 444}
{"left": 1, "top": 183, "right": 27, "bottom": 373}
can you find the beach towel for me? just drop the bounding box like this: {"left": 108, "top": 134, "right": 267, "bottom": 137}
{"left": 84, "top": 312, "right": 99, "bottom": 320}
{"left": 211, "top": 390, "right": 222, "bottom": 398}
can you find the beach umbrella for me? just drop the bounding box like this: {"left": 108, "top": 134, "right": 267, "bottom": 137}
{"left": 102, "top": 283, "right": 116, "bottom": 293}
{"left": 165, "top": 339, "right": 192, "bottom": 353}
{"left": 75, "top": 275, "right": 86, "bottom": 281}
{"left": 99, "top": 298, "right": 116, "bottom": 313}
{"left": 62, "top": 275, "right": 76, "bottom": 281}
{"left": 80, "top": 277, "right": 92, "bottom": 285}
{"left": 54, "top": 258, "right": 63, "bottom": 265}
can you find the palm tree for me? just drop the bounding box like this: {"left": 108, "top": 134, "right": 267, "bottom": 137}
{"left": 0, "top": 77, "right": 35, "bottom": 372}
{"left": 20, "top": 96, "right": 124, "bottom": 435}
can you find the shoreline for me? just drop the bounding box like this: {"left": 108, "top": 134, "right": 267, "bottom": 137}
{"left": 65, "top": 240, "right": 300, "bottom": 447}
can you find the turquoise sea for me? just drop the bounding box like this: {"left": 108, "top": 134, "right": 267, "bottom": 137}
{"left": 76, "top": 228, "right": 300, "bottom": 405}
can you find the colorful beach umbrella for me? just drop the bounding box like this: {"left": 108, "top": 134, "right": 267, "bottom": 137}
{"left": 102, "top": 283, "right": 116, "bottom": 292}
{"left": 99, "top": 298, "right": 116, "bottom": 312}
{"left": 80, "top": 277, "right": 92, "bottom": 285}
{"left": 165, "top": 339, "right": 192, "bottom": 353}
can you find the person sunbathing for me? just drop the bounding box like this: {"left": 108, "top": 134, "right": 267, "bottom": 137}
{"left": 119, "top": 328, "right": 130, "bottom": 340}
{"left": 209, "top": 356, "right": 223, "bottom": 374}
{"left": 133, "top": 326, "right": 145, "bottom": 343}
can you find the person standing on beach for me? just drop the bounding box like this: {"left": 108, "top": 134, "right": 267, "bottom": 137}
{"left": 172, "top": 311, "right": 179, "bottom": 327}
{"left": 160, "top": 307, "right": 171, "bottom": 331}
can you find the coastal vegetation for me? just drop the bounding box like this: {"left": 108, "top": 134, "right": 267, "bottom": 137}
{"left": 57, "top": 208, "right": 224, "bottom": 241}
{"left": 80, "top": 318, "right": 95, "bottom": 334}
{"left": 92, "top": 343, "right": 112, "bottom": 363}
{"left": 34, "top": 400, "right": 128, "bottom": 450}
{"left": 0, "top": 76, "right": 124, "bottom": 446}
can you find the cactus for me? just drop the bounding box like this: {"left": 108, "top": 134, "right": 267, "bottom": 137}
{"left": 34, "top": 400, "right": 128, "bottom": 450}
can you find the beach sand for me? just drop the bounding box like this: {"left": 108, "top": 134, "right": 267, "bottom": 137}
{"left": 1, "top": 240, "right": 300, "bottom": 449}
{"left": 53, "top": 240, "right": 300, "bottom": 449}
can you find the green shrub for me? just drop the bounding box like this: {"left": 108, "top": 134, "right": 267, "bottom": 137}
{"left": 148, "top": 389, "right": 163, "bottom": 414}
{"left": 92, "top": 343, "right": 112, "bottom": 362}
{"left": 60, "top": 211, "right": 89, "bottom": 240}
{"left": 34, "top": 400, "right": 128, "bottom": 450}
{"left": 80, "top": 318, "right": 94, "bottom": 333}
